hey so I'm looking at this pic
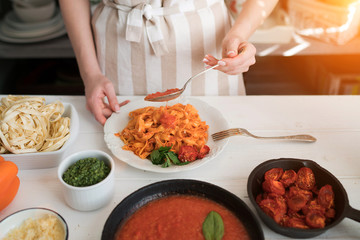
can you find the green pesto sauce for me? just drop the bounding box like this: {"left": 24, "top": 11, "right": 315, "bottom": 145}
{"left": 62, "top": 157, "right": 110, "bottom": 187}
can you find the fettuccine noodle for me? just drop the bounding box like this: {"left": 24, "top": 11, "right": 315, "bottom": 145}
{"left": 118, "top": 103, "right": 209, "bottom": 159}
{"left": 0, "top": 95, "right": 70, "bottom": 154}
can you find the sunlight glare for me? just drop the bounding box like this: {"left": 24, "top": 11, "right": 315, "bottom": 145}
{"left": 283, "top": 34, "right": 310, "bottom": 56}
{"left": 258, "top": 44, "right": 280, "bottom": 56}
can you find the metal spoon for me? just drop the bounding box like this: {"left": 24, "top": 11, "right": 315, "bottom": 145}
{"left": 145, "top": 64, "right": 220, "bottom": 102}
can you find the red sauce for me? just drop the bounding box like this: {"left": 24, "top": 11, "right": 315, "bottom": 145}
{"left": 115, "top": 195, "right": 250, "bottom": 240}
{"left": 159, "top": 111, "right": 177, "bottom": 129}
{"left": 144, "top": 88, "right": 180, "bottom": 100}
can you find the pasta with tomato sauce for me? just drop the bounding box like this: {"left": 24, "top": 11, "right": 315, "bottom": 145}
{"left": 117, "top": 103, "right": 209, "bottom": 159}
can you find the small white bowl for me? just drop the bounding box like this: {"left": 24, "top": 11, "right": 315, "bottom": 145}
{"left": 57, "top": 150, "right": 115, "bottom": 212}
{"left": 13, "top": 0, "right": 56, "bottom": 23}
{"left": 0, "top": 207, "right": 68, "bottom": 239}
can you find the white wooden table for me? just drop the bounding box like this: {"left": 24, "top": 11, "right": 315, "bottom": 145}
{"left": 1, "top": 95, "right": 360, "bottom": 240}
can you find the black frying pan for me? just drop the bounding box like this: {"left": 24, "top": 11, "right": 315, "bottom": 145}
{"left": 247, "top": 158, "right": 360, "bottom": 238}
{"left": 102, "top": 179, "right": 264, "bottom": 240}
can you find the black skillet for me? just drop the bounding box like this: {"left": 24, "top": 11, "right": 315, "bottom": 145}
{"left": 247, "top": 158, "right": 360, "bottom": 238}
{"left": 102, "top": 179, "right": 264, "bottom": 240}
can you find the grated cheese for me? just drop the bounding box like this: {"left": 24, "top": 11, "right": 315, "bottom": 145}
{"left": 2, "top": 214, "right": 66, "bottom": 240}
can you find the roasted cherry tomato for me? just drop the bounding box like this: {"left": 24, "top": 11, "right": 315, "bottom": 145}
{"left": 257, "top": 167, "right": 336, "bottom": 230}
{"left": 178, "top": 145, "right": 198, "bottom": 162}
{"left": 325, "top": 208, "right": 336, "bottom": 219}
{"left": 259, "top": 198, "right": 286, "bottom": 223}
{"left": 287, "top": 209, "right": 305, "bottom": 219}
{"left": 197, "top": 145, "right": 210, "bottom": 159}
{"left": 280, "top": 169, "right": 297, "bottom": 187}
{"left": 318, "top": 184, "right": 334, "bottom": 209}
{"left": 296, "top": 167, "right": 316, "bottom": 190}
{"left": 262, "top": 180, "right": 285, "bottom": 195}
{"left": 266, "top": 193, "right": 287, "bottom": 214}
{"left": 284, "top": 217, "right": 309, "bottom": 229}
{"left": 287, "top": 186, "right": 313, "bottom": 202}
{"left": 264, "top": 168, "right": 284, "bottom": 181}
{"left": 302, "top": 199, "right": 325, "bottom": 216}
{"left": 256, "top": 194, "right": 263, "bottom": 205}
{"left": 305, "top": 210, "right": 326, "bottom": 229}
{"left": 287, "top": 194, "right": 308, "bottom": 212}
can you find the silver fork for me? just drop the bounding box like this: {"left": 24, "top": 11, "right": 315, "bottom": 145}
{"left": 211, "top": 128, "right": 316, "bottom": 142}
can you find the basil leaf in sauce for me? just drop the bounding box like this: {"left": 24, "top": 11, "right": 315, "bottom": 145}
{"left": 202, "top": 211, "right": 224, "bottom": 240}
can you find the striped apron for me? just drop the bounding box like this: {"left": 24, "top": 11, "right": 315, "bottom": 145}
{"left": 91, "top": 0, "right": 245, "bottom": 96}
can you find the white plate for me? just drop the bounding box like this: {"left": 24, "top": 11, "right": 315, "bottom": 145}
{"left": 0, "top": 15, "right": 64, "bottom": 38}
{"left": 104, "top": 97, "right": 229, "bottom": 173}
{"left": 0, "top": 102, "right": 79, "bottom": 170}
{"left": 0, "top": 25, "right": 67, "bottom": 43}
{"left": 4, "top": 8, "right": 62, "bottom": 31}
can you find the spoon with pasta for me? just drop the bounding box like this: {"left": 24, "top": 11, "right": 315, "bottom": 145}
{"left": 145, "top": 64, "right": 219, "bottom": 102}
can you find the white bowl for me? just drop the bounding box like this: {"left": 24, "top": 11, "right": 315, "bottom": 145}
{"left": 0, "top": 207, "right": 68, "bottom": 239}
{"left": 1, "top": 13, "right": 64, "bottom": 39}
{"left": 0, "top": 102, "right": 79, "bottom": 170}
{"left": 57, "top": 150, "right": 115, "bottom": 212}
{"left": 4, "top": 8, "right": 62, "bottom": 31}
{"left": 13, "top": 0, "right": 56, "bottom": 23}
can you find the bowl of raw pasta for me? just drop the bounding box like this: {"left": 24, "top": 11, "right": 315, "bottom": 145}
{"left": 0, "top": 95, "right": 79, "bottom": 169}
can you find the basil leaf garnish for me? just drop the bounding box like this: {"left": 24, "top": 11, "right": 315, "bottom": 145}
{"left": 162, "top": 155, "right": 171, "bottom": 168}
{"left": 150, "top": 150, "right": 163, "bottom": 165}
{"left": 149, "top": 145, "right": 191, "bottom": 168}
{"left": 166, "top": 151, "right": 180, "bottom": 164}
{"left": 158, "top": 146, "right": 172, "bottom": 153}
{"left": 174, "top": 161, "right": 190, "bottom": 166}
{"left": 202, "top": 211, "right": 224, "bottom": 240}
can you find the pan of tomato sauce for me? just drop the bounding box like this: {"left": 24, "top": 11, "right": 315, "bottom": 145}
{"left": 102, "top": 179, "right": 264, "bottom": 240}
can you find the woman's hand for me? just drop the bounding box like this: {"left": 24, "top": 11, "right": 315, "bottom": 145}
{"left": 60, "top": 0, "right": 130, "bottom": 125}
{"left": 84, "top": 73, "right": 129, "bottom": 125}
{"left": 203, "top": 34, "right": 256, "bottom": 75}
{"left": 203, "top": 0, "right": 279, "bottom": 74}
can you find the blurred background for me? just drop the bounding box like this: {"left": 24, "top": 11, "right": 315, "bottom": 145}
{"left": 0, "top": 0, "right": 360, "bottom": 95}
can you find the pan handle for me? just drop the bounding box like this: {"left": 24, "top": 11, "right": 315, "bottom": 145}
{"left": 346, "top": 205, "right": 360, "bottom": 223}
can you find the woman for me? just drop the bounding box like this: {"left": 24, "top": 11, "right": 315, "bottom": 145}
{"left": 59, "top": 0, "right": 278, "bottom": 125}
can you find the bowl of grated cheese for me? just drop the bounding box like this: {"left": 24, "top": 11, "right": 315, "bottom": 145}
{"left": 0, "top": 207, "right": 68, "bottom": 240}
